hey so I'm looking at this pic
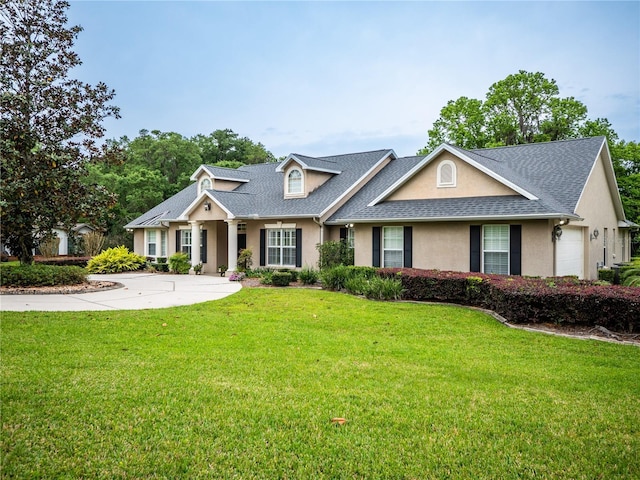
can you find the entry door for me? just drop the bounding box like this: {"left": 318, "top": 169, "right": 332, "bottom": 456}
{"left": 555, "top": 227, "right": 584, "bottom": 278}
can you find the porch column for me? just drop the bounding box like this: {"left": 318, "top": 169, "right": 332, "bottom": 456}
{"left": 226, "top": 219, "right": 238, "bottom": 272}
{"left": 190, "top": 221, "right": 201, "bottom": 268}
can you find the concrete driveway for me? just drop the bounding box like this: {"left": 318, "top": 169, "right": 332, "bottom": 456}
{"left": 0, "top": 273, "right": 242, "bottom": 312}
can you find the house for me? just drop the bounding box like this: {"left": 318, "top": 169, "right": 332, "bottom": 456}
{"left": 51, "top": 223, "right": 96, "bottom": 256}
{"left": 125, "top": 136, "right": 632, "bottom": 280}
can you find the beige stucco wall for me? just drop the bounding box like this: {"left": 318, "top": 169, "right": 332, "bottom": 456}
{"left": 353, "top": 220, "right": 554, "bottom": 277}
{"left": 388, "top": 152, "right": 517, "bottom": 201}
{"left": 195, "top": 171, "right": 243, "bottom": 192}
{"left": 571, "top": 152, "right": 626, "bottom": 278}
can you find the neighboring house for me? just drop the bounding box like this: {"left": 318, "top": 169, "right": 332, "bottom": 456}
{"left": 125, "top": 136, "right": 632, "bottom": 280}
{"left": 51, "top": 223, "right": 96, "bottom": 256}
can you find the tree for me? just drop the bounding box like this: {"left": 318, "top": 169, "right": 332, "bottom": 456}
{"left": 420, "top": 70, "right": 591, "bottom": 153}
{"left": 0, "top": 0, "right": 120, "bottom": 264}
{"left": 192, "top": 129, "right": 276, "bottom": 166}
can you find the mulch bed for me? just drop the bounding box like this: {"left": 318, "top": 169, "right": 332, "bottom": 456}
{"left": 0, "top": 281, "right": 122, "bottom": 295}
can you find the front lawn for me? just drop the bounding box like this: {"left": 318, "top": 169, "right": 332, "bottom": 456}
{"left": 2, "top": 289, "right": 638, "bottom": 478}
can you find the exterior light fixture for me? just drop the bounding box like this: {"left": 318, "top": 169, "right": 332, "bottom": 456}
{"left": 204, "top": 201, "right": 211, "bottom": 211}
{"left": 590, "top": 228, "right": 599, "bottom": 241}
{"left": 552, "top": 225, "right": 563, "bottom": 242}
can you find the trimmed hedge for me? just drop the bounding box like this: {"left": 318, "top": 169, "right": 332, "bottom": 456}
{"left": 0, "top": 264, "right": 88, "bottom": 287}
{"left": 35, "top": 256, "right": 90, "bottom": 267}
{"left": 379, "top": 268, "right": 640, "bottom": 333}
{"left": 272, "top": 271, "right": 292, "bottom": 286}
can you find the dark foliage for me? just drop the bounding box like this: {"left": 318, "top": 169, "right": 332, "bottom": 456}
{"left": 35, "top": 256, "right": 90, "bottom": 267}
{"left": 379, "top": 268, "right": 640, "bottom": 333}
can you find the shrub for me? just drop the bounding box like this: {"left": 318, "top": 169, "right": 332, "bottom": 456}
{"left": 237, "top": 248, "right": 253, "bottom": 272}
{"left": 271, "top": 271, "right": 291, "bottom": 286}
{"left": 379, "top": 268, "right": 640, "bottom": 333}
{"left": 598, "top": 269, "right": 615, "bottom": 283}
{"left": 0, "top": 264, "right": 87, "bottom": 287}
{"left": 36, "top": 256, "right": 90, "bottom": 267}
{"left": 148, "top": 262, "right": 169, "bottom": 272}
{"left": 278, "top": 268, "right": 298, "bottom": 282}
{"left": 86, "top": 246, "right": 147, "bottom": 274}
{"left": 621, "top": 268, "right": 640, "bottom": 287}
{"left": 317, "top": 240, "right": 353, "bottom": 269}
{"left": 299, "top": 266, "right": 319, "bottom": 285}
{"left": 364, "top": 276, "right": 403, "bottom": 301}
{"left": 39, "top": 236, "right": 60, "bottom": 257}
{"left": 260, "top": 271, "right": 273, "bottom": 285}
{"left": 81, "top": 231, "right": 105, "bottom": 257}
{"left": 168, "top": 252, "right": 191, "bottom": 274}
{"left": 228, "top": 271, "right": 245, "bottom": 282}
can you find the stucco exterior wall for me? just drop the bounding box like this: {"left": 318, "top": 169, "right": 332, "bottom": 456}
{"left": 388, "top": 152, "right": 517, "bottom": 201}
{"left": 353, "top": 220, "right": 554, "bottom": 277}
{"left": 133, "top": 229, "right": 144, "bottom": 255}
{"left": 572, "top": 152, "right": 625, "bottom": 278}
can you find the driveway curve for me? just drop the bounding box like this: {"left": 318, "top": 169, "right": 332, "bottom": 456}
{"left": 0, "top": 273, "right": 242, "bottom": 312}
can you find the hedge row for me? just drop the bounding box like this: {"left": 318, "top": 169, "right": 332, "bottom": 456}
{"left": 379, "top": 269, "right": 640, "bottom": 333}
{"left": 0, "top": 264, "right": 88, "bottom": 287}
{"left": 35, "top": 256, "right": 91, "bottom": 267}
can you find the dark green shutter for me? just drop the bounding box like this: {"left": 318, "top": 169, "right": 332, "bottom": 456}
{"left": 403, "top": 226, "right": 412, "bottom": 268}
{"left": 372, "top": 227, "right": 381, "bottom": 267}
{"left": 339, "top": 227, "right": 347, "bottom": 241}
{"left": 510, "top": 225, "right": 521, "bottom": 275}
{"left": 200, "top": 230, "right": 207, "bottom": 263}
{"left": 296, "top": 228, "right": 302, "bottom": 268}
{"left": 259, "top": 229, "right": 266, "bottom": 266}
{"left": 470, "top": 225, "right": 481, "bottom": 272}
{"left": 175, "top": 230, "right": 181, "bottom": 254}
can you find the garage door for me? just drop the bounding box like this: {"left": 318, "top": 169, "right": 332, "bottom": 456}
{"left": 555, "top": 227, "right": 584, "bottom": 278}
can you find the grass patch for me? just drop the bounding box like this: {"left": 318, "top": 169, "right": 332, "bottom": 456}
{"left": 2, "top": 289, "right": 639, "bottom": 478}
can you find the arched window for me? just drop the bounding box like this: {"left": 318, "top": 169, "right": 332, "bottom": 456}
{"left": 287, "top": 169, "right": 303, "bottom": 194}
{"left": 200, "top": 178, "right": 211, "bottom": 192}
{"left": 437, "top": 160, "right": 456, "bottom": 187}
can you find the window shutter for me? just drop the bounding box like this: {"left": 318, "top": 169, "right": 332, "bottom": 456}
{"left": 470, "top": 225, "right": 481, "bottom": 272}
{"left": 339, "top": 227, "right": 347, "bottom": 241}
{"left": 510, "top": 225, "right": 522, "bottom": 275}
{"left": 372, "top": 227, "right": 381, "bottom": 267}
{"left": 259, "top": 229, "right": 266, "bottom": 266}
{"left": 175, "top": 230, "right": 181, "bottom": 255}
{"left": 403, "top": 226, "right": 412, "bottom": 268}
{"left": 295, "top": 228, "right": 302, "bottom": 268}
{"left": 201, "top": 229, "right": 207, "bottom": 263}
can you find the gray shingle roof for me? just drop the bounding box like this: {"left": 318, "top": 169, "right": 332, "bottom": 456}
{"left": 329, "top": 137, "right": 606, "bottom": 224}
{"left": 125, "top": 183, "right": 197, "bottom": 228}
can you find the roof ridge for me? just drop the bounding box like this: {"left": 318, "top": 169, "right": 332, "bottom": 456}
{"left": 470, "top": 136, "right": 605, "bottom": 153}
{"left": 291, "top": 148, "right": 391, "bottom": 161}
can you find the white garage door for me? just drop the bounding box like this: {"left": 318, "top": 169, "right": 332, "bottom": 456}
{"left": 555, "top": 227, "right": 584, "bottom": 278}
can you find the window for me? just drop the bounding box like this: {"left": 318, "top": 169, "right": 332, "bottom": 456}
{"left": 200, "top": 178, "right": 212, "bottom": 192}
{"left": 483, "top": 225, "right": 509, "bottom": 274}
{"left": 147, "top": 230, "right": 157, "bottom": 256}
{"left": 181, "top": 230, "right": 192, "bottom": 259}
{"left": 287, "top": 169, "right": 303, "bottom": 194}
{"left": 347, "top": 227, "right": 355, "bottom": 249}
{"left": 267, "top": 228, "right": 296, "bottom": 266}
{"left": 437, "top": 160, "right": 456, "bottom": 187}
{"left": 160, "top": 230, "right": 167, "bottom": 257}
{"left": 383, "top": 226, "right": 403, "bottom": 268}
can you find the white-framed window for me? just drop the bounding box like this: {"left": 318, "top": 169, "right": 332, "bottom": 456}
{"left": 383, "top": 226, "right": 403, "bottom": 268}
{"left": 267, "top": 228, "right": 296, "bottom": 266}
{"left": 483, "top": 225, "right": 509, "bottom": 274}
{"left": 160, "top": 230, "right": 167, "bottom": 257}
{"left": 287, "top": 168, "right": 303, "bottom": 195}
{"left": 200, "top": 178, "right": 212, "bottom": 193}
{"left": 146, "top": 230, "right": 157, "bottom": 256}
{"left": 347, "top": 227, "right": 355, "bottom": 249}
{"left": 437, "top": 160, "right": 456, "bottom": 187}
{"left": 237, "top": 223, "right": 247, "bottom": 233}
{"left": 181, "top": 229, "right": 192, "bottom": 259}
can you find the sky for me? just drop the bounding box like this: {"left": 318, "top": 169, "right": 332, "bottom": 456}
{"left": 67, "top": 1, "right": 640, "bottom": 159}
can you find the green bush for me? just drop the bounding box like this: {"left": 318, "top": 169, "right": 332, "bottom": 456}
{"left": 148, "top": 262, "right": 169, "bottom": 272}
{"left": 278, "top": 268, "right": 298, "bottom": 282}
{"left": 237, "top": 248, "right": 253, "bottom": 272}
{"left": 86, "top": 246, "right": 146, "bottom": 274}
{"left": 363, "top": 276, "right": 403, "bottom": 300}
{"left": 598, "top": 269, "right": 615, "bottom": 283}
{"left": 320, "top": 265, "right": 379, "bottom": 291}
{"left": 259, "top": 271, "right": 273, "bottom": 285}
{"left": 317, "top": 240, "right": 353, "bottom": 269}
{"left": 271, "top": 271, "right": 292, "bottom": 286}
{"left": 36, "top": 256, "right": 90, "bottom": 267}
{"left": 621, "top": 268, "right": 640, "bottom": 287}
{"left": 168, "top": 252, "right": 191, "bottom": 274}
{"left": 299, "top": 266, "right": 319, "bottom": 285}
{"left": 0, "top": 264, "right": 87, "bottom": 287}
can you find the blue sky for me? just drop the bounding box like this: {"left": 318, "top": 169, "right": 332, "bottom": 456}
{"left": 68, "top": 1, "right": 640, "bottom": 158}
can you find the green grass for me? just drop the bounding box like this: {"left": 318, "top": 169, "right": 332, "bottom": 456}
{"left": 2, "top": 289, "right": 639, "bottom": 479}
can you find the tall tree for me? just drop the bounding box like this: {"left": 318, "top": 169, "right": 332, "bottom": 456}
{"left": 0, "top": 0, "right": 120, "bottom": 264}
{"left": 420, "top": 70, "right": 590, "bottom": 153}
{"left": 193, "top": 129, "right": 276, "bottom": 166}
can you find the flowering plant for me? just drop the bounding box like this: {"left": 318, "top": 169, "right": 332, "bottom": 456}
{"left": 228, "top": 271, "right": 245, "bottom": 282}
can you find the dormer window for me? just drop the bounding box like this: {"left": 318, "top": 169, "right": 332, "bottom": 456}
{"left": 437, "top": 160, "right": 456, "bottom": 188}
{"left": 200, "top": 178, "right": 212, "bottom": 192}
{"left": 287, "top": 168, "right": 303, "bottom": 195}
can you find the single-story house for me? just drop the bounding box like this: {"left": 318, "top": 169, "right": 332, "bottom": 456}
{"left": 125, "top": 136, "right": 632, "bottom": 279}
